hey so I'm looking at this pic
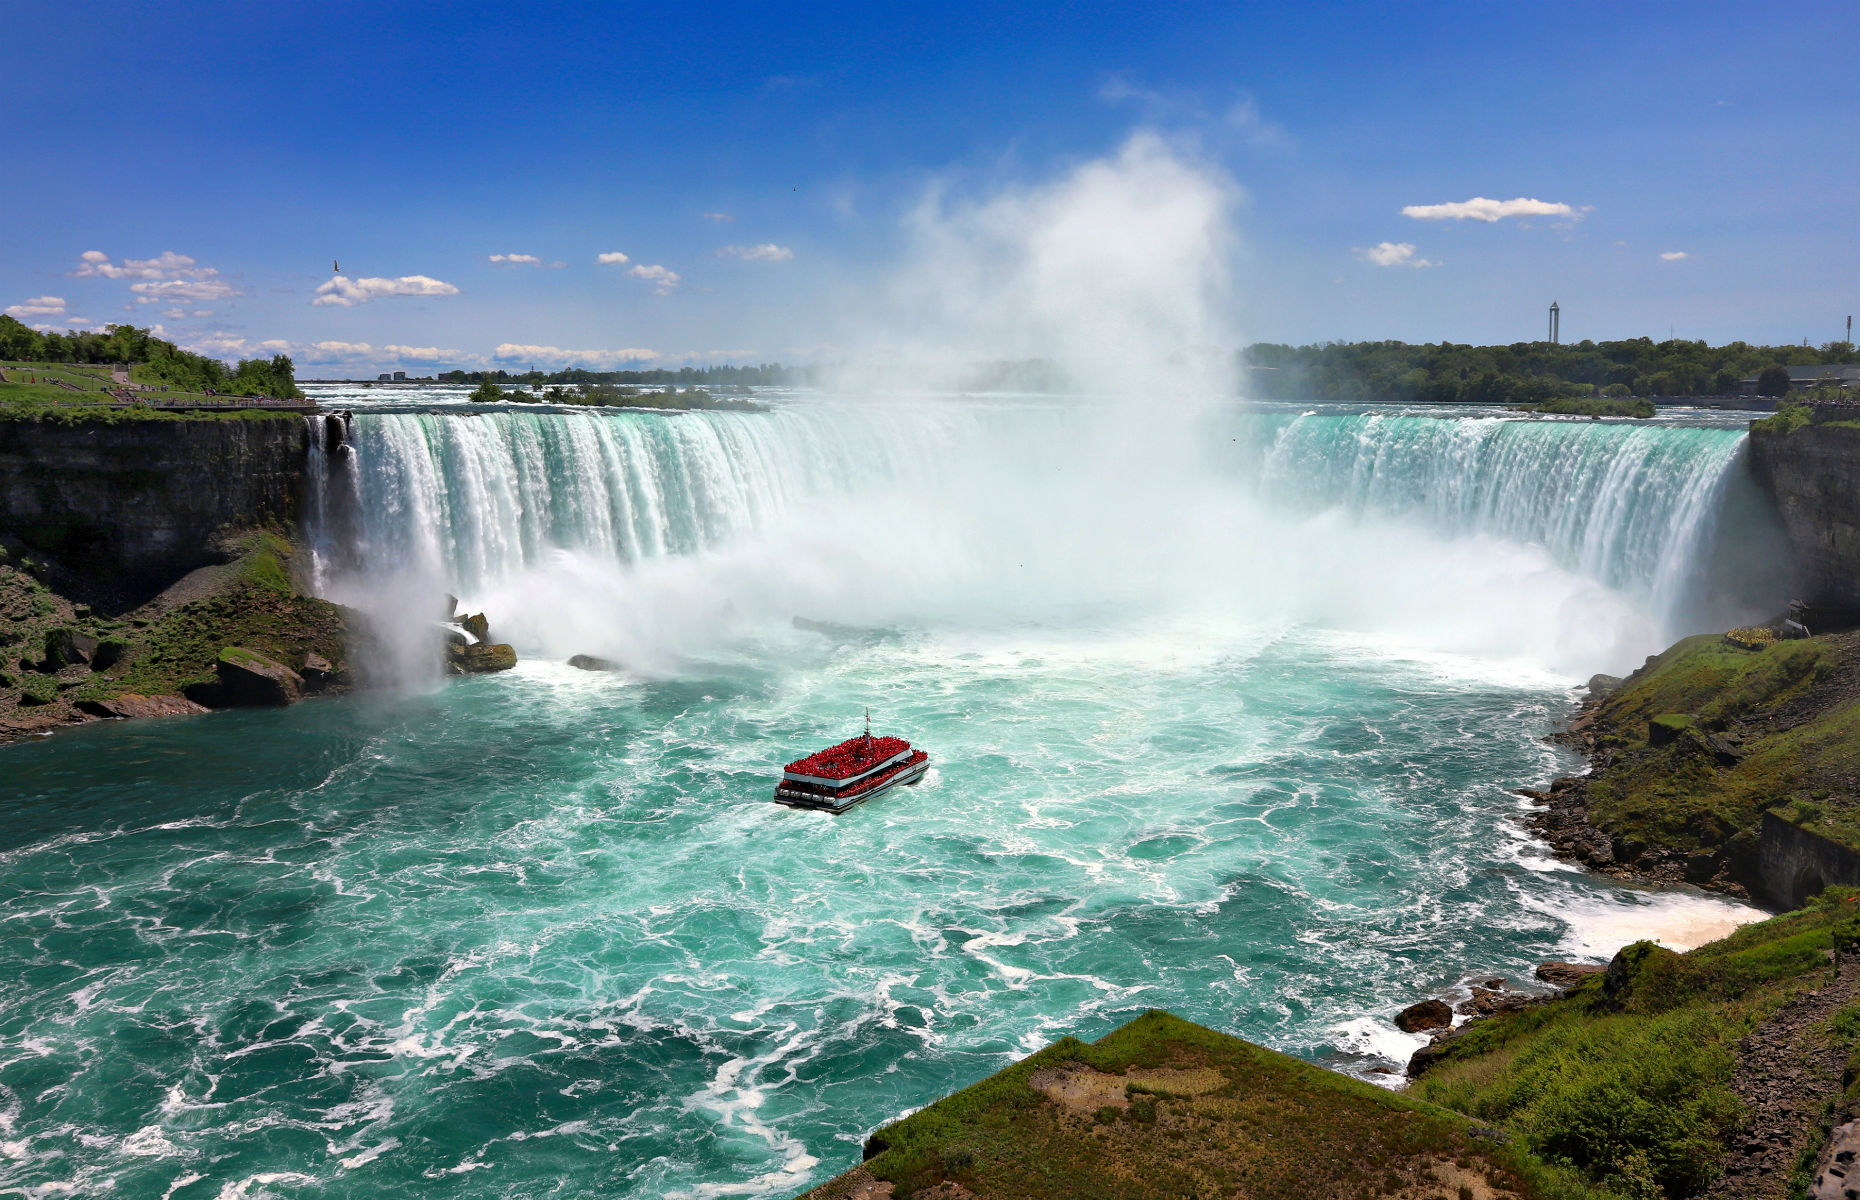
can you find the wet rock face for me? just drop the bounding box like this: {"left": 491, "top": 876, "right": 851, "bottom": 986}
{"left": 449, "top": 643, "right": 517, "bottom": 674}
{"left": 1394, "top": 999, "right": 1452, "bottom": 1033}
{"left": 213, "top": 647, "right": 304, "bottom": 706}
{"left": 75, "top": 693, "right": 209, "bottom": 719}
{"left": 568, "top": 654, "right": 621, "bottom": 672}
{"left": 0, "top": 416, "right": 308, "bottom": 603}
{"left": 1536, "top": 961, "right": 1606, "bottom": 988}
{"left": 1750, "top": 422, "right": 1860, "bottom": 609}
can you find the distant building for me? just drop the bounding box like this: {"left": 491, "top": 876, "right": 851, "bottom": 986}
{"left": 393, "top": 370, "right": 407, "bottom": 381}
{"left": 1738, "top": 364, "right": 1860, "bottom": 394}
{"left": 378, "top": 372, "right": 393, "bottom": 382}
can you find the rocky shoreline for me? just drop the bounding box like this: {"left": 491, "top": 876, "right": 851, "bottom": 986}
{"left": 1520, "top": 674, "right": 1753, "bottom": 898}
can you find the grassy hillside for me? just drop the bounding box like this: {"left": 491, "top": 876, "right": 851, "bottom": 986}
{"left": 1575, "top": 630, "right": 1860, "bottom": 860}
{"left": 802, "top": 898, "right": 1860, "bottom": 1200}
{"left": 806, "top": 1010, "right": 1597, "bottom": 1200}
{"left": 1414, "top": 892, "right": 1860, "bottom": 1199}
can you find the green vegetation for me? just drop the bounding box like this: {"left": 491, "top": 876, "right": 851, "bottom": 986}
{"left": 1246, "top": 338, "right": 1856, "bottom": 403}
{"left": 1578, "top": 631, "right": 1860, "bottom": 855}
{"left": 822, "top": 1010, "right": 1591, "bottom": 1200}
{"left": 439, "top": 362, "right": 811, "bottom": 387}
{"left": 1, "top": 530, "right": 348, "bottom": 731}
{"left": 0, "top": 316, "right": 302, "bottom": 400}
{"left": 1417, "top": 894, "right": 1860, "bottom": 1198}
{"left": 1513, "top": 395, "right": 1657, "bottom": 419}
{"left": 1751, "top": 386, "right": 1857, "bottom": 436}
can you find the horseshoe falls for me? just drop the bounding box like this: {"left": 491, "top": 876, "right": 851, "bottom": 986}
{"left": 1, "top": 395, "right": 1778, "bottom": 1199}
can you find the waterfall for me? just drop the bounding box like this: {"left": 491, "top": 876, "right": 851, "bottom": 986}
{"left": 1231, "top": 411, "right": 1754, "bottom": 624}
{"left": 303, "top": 402, "right": 1776, "bottom": 672}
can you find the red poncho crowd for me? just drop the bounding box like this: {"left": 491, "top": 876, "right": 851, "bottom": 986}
{"left": 786, "top": 736, "right": 911, "bottom": 780}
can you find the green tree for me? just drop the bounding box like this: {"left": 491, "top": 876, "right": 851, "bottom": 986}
{"left": 1756, "top": 365, "right": 1791, "bottom": 398}
{"left": 469, "top": 380, "right": 504, "bottom": 403}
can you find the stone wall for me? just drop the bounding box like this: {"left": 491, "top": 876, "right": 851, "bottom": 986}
{"left": 1749, "top": 422, "right": 1860, "bottom": 611}
{"left": 0, "top": 415, "right": 308, "bottom": 594}
{"left": 1758, "top": 811, "right": 1860, "bottom": 909}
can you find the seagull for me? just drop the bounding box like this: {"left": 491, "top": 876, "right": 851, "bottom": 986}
{"left": 333, "top": 259, "right": 340, "bottom": 274}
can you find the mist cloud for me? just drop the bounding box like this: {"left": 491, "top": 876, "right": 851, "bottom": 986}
{"left": 877, "top": 132, "right": 1239, "bottom": 401}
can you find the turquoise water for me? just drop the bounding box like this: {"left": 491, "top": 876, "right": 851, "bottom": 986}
{"left": 2, "top": 398, "right": 1768, "bottom": 1197}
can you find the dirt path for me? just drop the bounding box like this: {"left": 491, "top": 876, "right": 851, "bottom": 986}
{"left": 111, "top": 367, "right": 130, "bottom": 385}
{"left": 1702, "top": 965, "right": 1860, "bottom": 1198}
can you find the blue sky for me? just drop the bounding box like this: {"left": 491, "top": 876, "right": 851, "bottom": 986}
{"left": 3, "top": 1, "right": 1855, "bottom": 374}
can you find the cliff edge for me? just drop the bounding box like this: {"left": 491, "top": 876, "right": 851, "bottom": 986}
{"left": 1749, "top": 415, "right": 1860, "bottom": 611}
{"left": 0, "top": 412, "right": 309, "bottom": 607}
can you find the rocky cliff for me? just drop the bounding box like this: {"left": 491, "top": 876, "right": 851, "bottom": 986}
{"left": 0, "top": 414, "right": 309, "bottom": 599}
{"left": 1749, "top": 419, "right": 1860, "bottom": 610}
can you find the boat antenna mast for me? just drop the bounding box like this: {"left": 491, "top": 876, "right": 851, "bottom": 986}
{"left": 864, "top": 707, "right": 872, "bottom": 745}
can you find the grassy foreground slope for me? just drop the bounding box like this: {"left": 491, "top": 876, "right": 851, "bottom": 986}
{"left": 804, "top": 1010, "right": 1594, "bottom": 1200}
{"left": 802, "top": 898, "right": 1860, "bottom": 1200}
{"left": 1414, "top": 892, "right": 1860, "bottom": 1199}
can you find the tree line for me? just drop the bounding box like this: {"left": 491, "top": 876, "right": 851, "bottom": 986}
{"left": 1243, "top": 338, "right": 1857, "bottom": 403}
{"left": 436, "top": 363, "right": 815, "bottom": 387}
{"left": 0, "top": 316, "right": 302, "bottom": 399}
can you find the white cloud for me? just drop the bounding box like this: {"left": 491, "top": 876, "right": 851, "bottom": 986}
{"left": 493, "top": 342, "right": 659, "bottom": 368}
{"left": 489, "top": 253, "right": 543, "bottom": 265}
{"left": 549, "top": 260, "right": 567, "bottom": 269}
{"left": 1355, "top": 242, "right": 1437, "bottom": 268}
{"left": 303, "top": 340, "right": 457, "bottom": 362}
{"left": 312, "top": 274, "right": 459, "bottom": 307}
{"left": 596, "top": 251, "right": 631, "bottom": 265}
{"left": 1401, "top": 197, "right": 1578, "bottom": 223}
{"left": 702, "top": 212, "right": 735, "bottom": 222}
{"left": 627, "top": 264, "right": 681, "bottom": 293}
{"left": 131, "top": 278, "right": 238, "bottom": 304}
{"left": 716, "top": 243, "right": 795, "bottom": 262}
{"left": 308, "top": 340, "right": 377, "bottom": 359}
{"left": 5, "top": 295, "right": 67, "bottom": 318}
{"left": 1660, "top": 250, "right": 1689, "bottom": 261}
{"left": 73, "top": 250, "right": 219, "bottom": 281}
{"left": 183, "top": 333, "right": 292, "bottom": 359}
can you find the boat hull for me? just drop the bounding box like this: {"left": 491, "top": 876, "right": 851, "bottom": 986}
{"left": 774, "top": 756, "right": 929, "bottom": 814}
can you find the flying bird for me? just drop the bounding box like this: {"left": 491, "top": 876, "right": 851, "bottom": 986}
{"left": 333, "top": 259, "right": 340, "bottom": 274}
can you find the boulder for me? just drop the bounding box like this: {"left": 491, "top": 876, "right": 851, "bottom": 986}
{"left": 76, "top": 694, "right": 210, "bottom": 719}
{"left": 568, "top": 654, "right": 622, "bottom": 672}
{"left": 460, "top": 612, "right": 490, "bottom": 643}
{"left": 300, "top": 652, "right": 342, "bottom": 693}
{"left": 90, "top": 639, "right": 126, "bottom": 671}
{"left": 214, "top": 647, "right": 303, "bottom": 706}
{"left": 1647, "top": 713, "right": 1692, "bottom": 747}
{"left": 450, "top": 643, "right": 517, "bottom": 674}
{"left": 1393, "top": 999, "right": 1452, "bottom": 1033}
{"left": 43, "top": 629, "right": 98, "bottom": 669}
{"left": 1584, "top": 673, "right": 1624, "bottom": 698}
{"left": 1457, "top": 987, "right": 1530, "bottom": 1017}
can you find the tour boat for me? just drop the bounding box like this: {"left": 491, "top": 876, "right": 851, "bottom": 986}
{"left": 774, "top": 715, "right": 929, "bottom": 814}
